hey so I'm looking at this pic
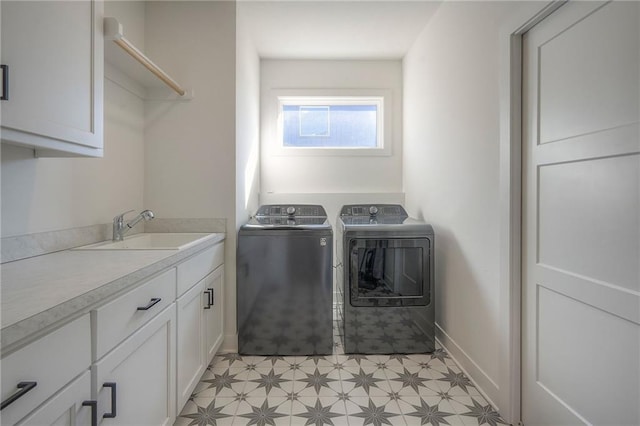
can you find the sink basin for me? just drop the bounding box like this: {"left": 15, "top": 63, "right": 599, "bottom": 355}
{"left": 75, "top": 233, "right": 217, "bottom": 250}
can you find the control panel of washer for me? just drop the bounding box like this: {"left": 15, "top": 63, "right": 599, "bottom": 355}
{"left": 255, "top": 204, "right": 327, "bottom": 218}
{"left": 254, "top": 217, "right": 328, "bottom": 225}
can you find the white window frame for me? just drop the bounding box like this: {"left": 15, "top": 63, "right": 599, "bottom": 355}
{"left": 269, "top": 88, "right": 393, "bottom": 157}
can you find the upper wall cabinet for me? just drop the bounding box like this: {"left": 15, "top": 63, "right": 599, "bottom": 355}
{"left": 0, "top": 0, "right": 104, "bottom": 157}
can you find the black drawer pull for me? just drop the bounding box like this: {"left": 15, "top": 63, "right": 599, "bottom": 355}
{"left": 204, "top": 289, "right": 212, "bottom": 309}
{"left": 137, "top": 298, "right": 161, "bottom": 311}
{"left": 82, "top": 400, "right": 97, "bottom": 426}
{"left": 103, "top": 382, "right": 117, "bottom": 418}
{"left": 1, "top": 65, "right": 8, "bottom": 101}
{"left": 1, "top": 381, "right": 37, "bottom": 410}
{"left": 204, "top": 288, "right": 215, "bottom": 309}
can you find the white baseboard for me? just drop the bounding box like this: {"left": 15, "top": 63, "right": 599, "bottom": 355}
{"left": 436, "top": 324, "right": 500, "bottom": 410}
{"left": 220, "top": 333, "right": 238, "bottom": 353}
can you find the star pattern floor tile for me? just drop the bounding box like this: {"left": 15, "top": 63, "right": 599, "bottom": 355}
{"left": 175, "top": 346, "right": 508, "bottom": 426}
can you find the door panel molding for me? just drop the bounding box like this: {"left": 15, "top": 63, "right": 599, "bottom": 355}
{"left": 535, "top": 123, "right": 639, "bottom": 165}
{"left": 537, "top": 264, "right": 640, "bottom": 325}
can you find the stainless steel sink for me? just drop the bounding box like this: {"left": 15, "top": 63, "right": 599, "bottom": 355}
{"left": 74, "top": 233, "right": 217, "bottom": 250}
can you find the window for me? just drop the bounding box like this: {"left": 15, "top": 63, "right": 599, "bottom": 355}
{"left": 267, "top": 89, "right": 393, "bottom": 157}
{"left": 278, "top": 96, "right": 385, "bottom": 151}
{"left": 298, "top": 106, "right": 330, "bottom": 137}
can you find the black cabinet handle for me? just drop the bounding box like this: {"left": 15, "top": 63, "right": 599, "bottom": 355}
{"left": 204, "top": 289, "right": 212, "bottom": 309}
{"left": 103, "top": 382, "right": 117, "bottom": 418}
{"left": 1, "top": 65, "right": 8, "bottom": 101}
{"left": 204, "top": 288, "right": 214, "bottom": 309}
{"left": 82, "top": 400, "right": 97, "bottom": 426}
{"left": 208, "top": 288, "right": 215, "bottom": 306}
{"left": 137, "top": 297, "right": 161, "bottom": 311}
{"left": 1, "top": 381, "right": 37, "bottom": 410}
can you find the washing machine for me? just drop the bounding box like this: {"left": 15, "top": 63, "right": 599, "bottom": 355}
{"left": 237, "top": 204, "right": 333, "bottom": 355}
{"left": 336, "top": 204, "right": 435, "bottom": 354}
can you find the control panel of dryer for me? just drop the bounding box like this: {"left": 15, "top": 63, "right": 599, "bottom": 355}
{"left": 340, "top": 204, "right": 408, "bottom": 218}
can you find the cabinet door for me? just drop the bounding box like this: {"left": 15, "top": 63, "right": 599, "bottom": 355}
{"left": 176, "top": 280, "right": 206, "bottom": 412}
{"left": 16, "top": 372, "right": 93, "bottom": 426}
{"left": 0, "top": 0, "right": 103, "bottom": 157}
{"left": 204, "top": 265, "right": 224, "bottom": 363}
{"left": 93, "top": 305, "right": 176, "bottom": 426}
{"left": 1, "top": 315, "right": 91, "bottom": 426}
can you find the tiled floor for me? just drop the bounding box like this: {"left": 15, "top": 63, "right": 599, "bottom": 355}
{"left": 175, "top": 345, "right": 508, "bottom": 425}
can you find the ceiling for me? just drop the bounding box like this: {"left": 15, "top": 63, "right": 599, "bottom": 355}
{"left": 237, "top": 1, "right": 441, "bottom": 59}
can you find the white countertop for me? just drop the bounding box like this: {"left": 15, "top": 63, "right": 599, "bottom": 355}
{"left": 0, "top": 233, "right": 225, "bottom": 354}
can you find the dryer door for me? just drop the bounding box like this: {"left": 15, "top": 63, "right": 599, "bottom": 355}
{"left": 348, "top": 238, "right": 430, "bottom": 307}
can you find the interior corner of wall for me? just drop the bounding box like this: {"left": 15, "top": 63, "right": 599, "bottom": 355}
{"left": 435, "top": 324, "right": 501, "bottom": 411}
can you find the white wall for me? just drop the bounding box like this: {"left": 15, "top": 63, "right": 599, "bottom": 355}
{"left": 236, "top": 9, "right": 261, "bottom": 230}
{"left": 105, "top": 0, "right": 145, "bottom": 48}
{"left": 143, "top": 1, "right": 238, "bottom": 350}
{"left": 0, "top": 0, "right": 145, "bottom": 238}
{"left": 260, "top": 60, "right": 404, "bottom": 200}
{"left": 1, "top": 76, "right": 144, "bottom": 237}
{"left": 234, "top": 6, "right": 261, "bottom": 352}
{"left": 403, "top": 0, "right": 529, "bottom": 410}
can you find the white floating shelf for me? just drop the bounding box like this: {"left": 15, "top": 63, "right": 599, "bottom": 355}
{"left": 103, "top": 17, "right": 193, "bottom": 101}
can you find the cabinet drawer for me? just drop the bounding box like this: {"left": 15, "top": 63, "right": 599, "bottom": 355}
{"left": 1, "top": 315, "right": 90, "bottom": 426}
{"left": 93, "top": 268, "right": 176, "bottom": 361}
{"left": 15, "top": 371, "right": 92, "bottom": 426}
{"left": 177, "top": 243, "right": 223, "bottom": 297}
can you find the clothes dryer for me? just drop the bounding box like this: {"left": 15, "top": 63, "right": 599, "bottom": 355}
{"left": 336, "top": 204, "right": 434, "bottom": 354}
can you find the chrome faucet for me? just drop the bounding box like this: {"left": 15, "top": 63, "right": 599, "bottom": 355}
{"left": 112, "top": 209, "right": 155, "bottom": 241}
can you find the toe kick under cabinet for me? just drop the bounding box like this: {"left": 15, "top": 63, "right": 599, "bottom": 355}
{"left": 0, "top": 241, "right": 225, "bottom": 426}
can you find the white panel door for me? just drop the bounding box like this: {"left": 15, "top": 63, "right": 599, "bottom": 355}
{"left": 522, "top": 2, "right": 640, "bottom": 425}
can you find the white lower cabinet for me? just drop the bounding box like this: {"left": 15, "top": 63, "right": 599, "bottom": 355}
{"left": 176, "top": 264, "right": 225, "bottom": 411}
{"left": 204, "top": 266, "right": 225, "bottom": 363}
{"left": 2, "top": 242, "right": 224, "bottom": 426}
{"left": 176, "top": 280, "right": 206, "bottom": 411}
{"left": 92, "top": 305, "right": 176, "bottom": 426}
{"left": 0, "top": 315, "right": 91, "bottom": 426}
{"left": 92, "top": 269, "right": 176, "bottom": 361}
{"left": 16, "top": 372, "right": 93, "bottom": 426}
